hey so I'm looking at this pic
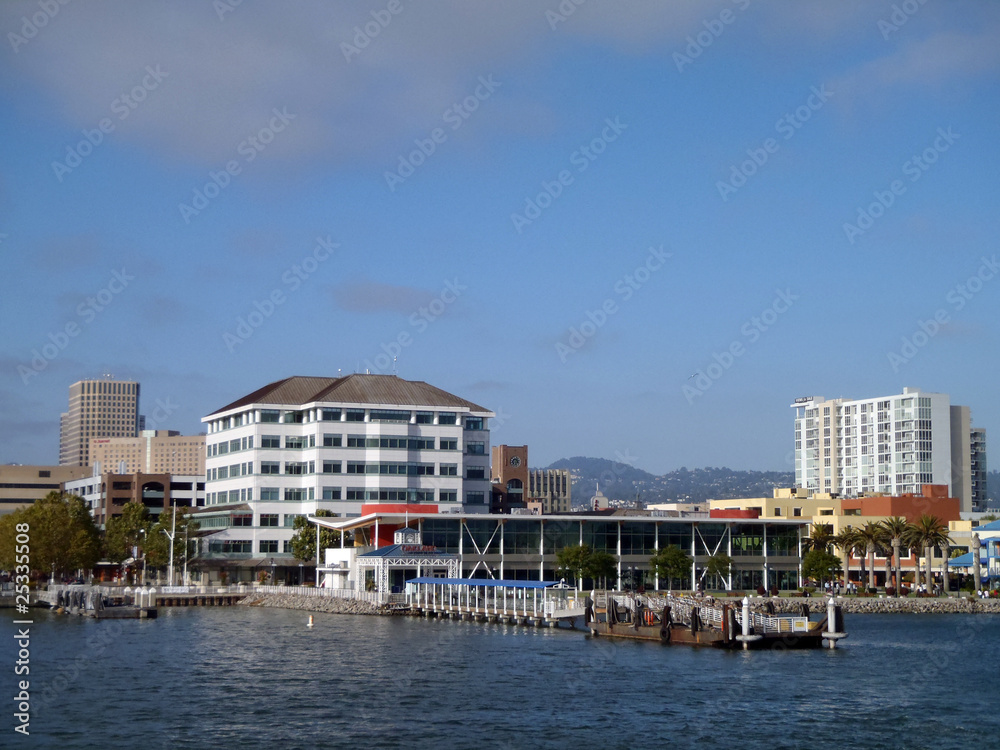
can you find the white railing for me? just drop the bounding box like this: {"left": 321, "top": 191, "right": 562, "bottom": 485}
{"left": 612, "top": 593, "right": 731, "bottom": 629}
{"left": 42, "top": 583, "right": 393, "bottom": 606}
{"left": 253, "top": 584, "right": 391, "bottom": 605}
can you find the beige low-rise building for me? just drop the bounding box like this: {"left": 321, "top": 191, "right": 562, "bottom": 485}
{"left": 0, "top": 464, "right": 92, "bottom": 515}
{"left": 710, "top": 487, "right": 841, "bottom": 522}
{"left": 710, "top": 486, "right": 967, "bottom": 587}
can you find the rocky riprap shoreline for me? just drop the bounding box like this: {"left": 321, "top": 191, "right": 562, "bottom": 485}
{"left": 239, "top": 593, "right": 398, "bottom": 616}
{"left": 723, "top": 595, "right": 1000, "bottom": 615}
{"left": 239, "top": 592, "right": 1000, "bottom": 618}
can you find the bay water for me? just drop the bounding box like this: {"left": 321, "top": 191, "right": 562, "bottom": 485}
{"left": 3, "top": 606, "right": 997, "bottom": 749}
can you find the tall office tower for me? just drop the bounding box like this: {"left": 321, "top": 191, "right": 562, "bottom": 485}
{"left": 59, "top": 377, "right": 141, "bottom": 467}
{"left": 792, "top": 387, "right": 986, "bottom": 513}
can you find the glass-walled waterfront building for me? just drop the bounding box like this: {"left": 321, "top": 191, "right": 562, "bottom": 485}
{"left": 316, "top": 511, "right": 809, "bottom": 593}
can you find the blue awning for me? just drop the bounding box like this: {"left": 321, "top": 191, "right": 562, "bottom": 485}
{"left": 948, "top": 551, "right": 990, "bottom": 567}
{"left": 406, "top": 576, "right": 561, "bottom": 589}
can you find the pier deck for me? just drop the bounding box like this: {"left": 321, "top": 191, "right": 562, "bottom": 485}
{"left": 406, "top": 577, "right": 584, "bottom": 626}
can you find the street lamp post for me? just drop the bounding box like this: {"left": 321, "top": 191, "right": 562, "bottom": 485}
{"left": 138, "top": 529, "right": 147, "bottom": 586}
{"left": 299, "top": 562, "right": 304, "bottom": 586}
{"left": 182, "top": 524, "right": 189, "bottom": 586}
{"left": 160, "top": 503, "right": 177, "bottom": 587}
{"left": 270, "top": 558, "right": 276, "bottom": 585}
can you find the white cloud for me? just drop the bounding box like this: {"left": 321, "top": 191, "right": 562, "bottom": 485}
{"left": 2, "top": 0, "right": 996, "bottom": 173}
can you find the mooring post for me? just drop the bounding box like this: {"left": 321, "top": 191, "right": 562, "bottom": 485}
{"left": 741, "top": 596, "right": 750, "bottom": 650}
{"left": 822, "top": 596, "right": 847, "bottom": 649}
{"left": 735, "top": 595, "right": 762, "bottom": 650}
{"left": 826, "top": 597, "right": 837, "bottom": 649}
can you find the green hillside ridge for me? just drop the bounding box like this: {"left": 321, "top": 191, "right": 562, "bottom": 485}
{"left": 545, "top": 456, "right": 794, "bottom": 506}
{"left": 545, "top": 460, "right": 1000, "bottom": 509}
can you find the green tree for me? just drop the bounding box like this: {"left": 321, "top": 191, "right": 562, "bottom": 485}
{"left": 584, "top": 550, "right": 618, "bottom": 589}
{"left": 649, "top": 545, "right": 691, "bottom": 591}
{"left": 289, "top": 509, "right": 343, "bottom": 562}
{"left": 802, "top": 549, "right": 842, "bottom": 588}
{"left": 0, "top": 514, "right": 16, "bottom": 570}
{"left": 0, "top": 492, "right": 101, "bottom": 578}
{"left": 144, "top": 508, "right": 200, "bottom": 580}
{"left": 556, "top": 544, "right": 593, "bottom": 590}
{"left": 104, "top": 502, "right": 153, "bottom": 565}
{"left": 704, "top": 553, "right": 733, "bottom": 590}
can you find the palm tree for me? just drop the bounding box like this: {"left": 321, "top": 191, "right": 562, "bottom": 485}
{"left": 904, "top": 514, "right": 952, "bottom": 594}
{"left": 833, "top": 527, "right": 862, "bottom": 590}
{"left": 880, "top": 516, "right": 911, "bottom": 594}
{"left": 803, "top": 523, "right": 834, "bottom": 553}
{"left": 857, "top": 521, "right": 887, "bottom": 590}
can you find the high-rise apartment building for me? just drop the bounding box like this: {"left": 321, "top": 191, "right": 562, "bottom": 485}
{"left": 970, "top": 427, "right": 988, "bottom": 513}
{"left": 90, "top": 430, "right": 206, "bottom": 475}
{"left": 197, "top": 374, "right": 493, "bottom": 572}
{"left": 792, "top": 387, "right": 987, "bottom": 512}
{"left": 59, "top": 377, "right": 141, "bottom": 467}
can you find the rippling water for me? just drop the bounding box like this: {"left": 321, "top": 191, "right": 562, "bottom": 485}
{"left": 4, "top": 606, "right": 997, "bottom": 749}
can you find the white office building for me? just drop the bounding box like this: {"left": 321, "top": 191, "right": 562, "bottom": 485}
{"left": 197, "top": 374, "right": 494, "bottom": 578}
{"left": 792, "top": 387, "right": 987, "bottom": 512}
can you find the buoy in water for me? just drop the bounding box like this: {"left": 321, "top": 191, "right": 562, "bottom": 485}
{"left": 307, "top": 615, "right": 314, "bottom": 628}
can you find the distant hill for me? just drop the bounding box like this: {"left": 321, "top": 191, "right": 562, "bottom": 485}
{"left": 545, "top": 457, "right": 795, "bottom": 506}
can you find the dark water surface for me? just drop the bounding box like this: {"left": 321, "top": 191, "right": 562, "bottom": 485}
{"left": 3, "top": 606, "right": 997, "bottom": 749}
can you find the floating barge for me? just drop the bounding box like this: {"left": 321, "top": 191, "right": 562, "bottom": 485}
{"left": 586, "top": 591, "right": 846, "bottom": 650}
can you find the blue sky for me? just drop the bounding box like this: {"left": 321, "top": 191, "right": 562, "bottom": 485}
{"left": 1, "top": 0, "right": 998, "bottom": 475}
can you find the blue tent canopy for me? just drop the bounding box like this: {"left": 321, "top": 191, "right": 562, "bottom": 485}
{"left": 948, "top": 552, "right": 981, "bottom": 567}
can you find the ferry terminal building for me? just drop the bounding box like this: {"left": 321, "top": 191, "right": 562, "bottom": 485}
{"left": 313, "top": 507, "right": 809, "bottom": 593}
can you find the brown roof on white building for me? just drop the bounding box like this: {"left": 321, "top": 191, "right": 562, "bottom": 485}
{"left": 206, "top": 374, "right": 490, "bottom": 416}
